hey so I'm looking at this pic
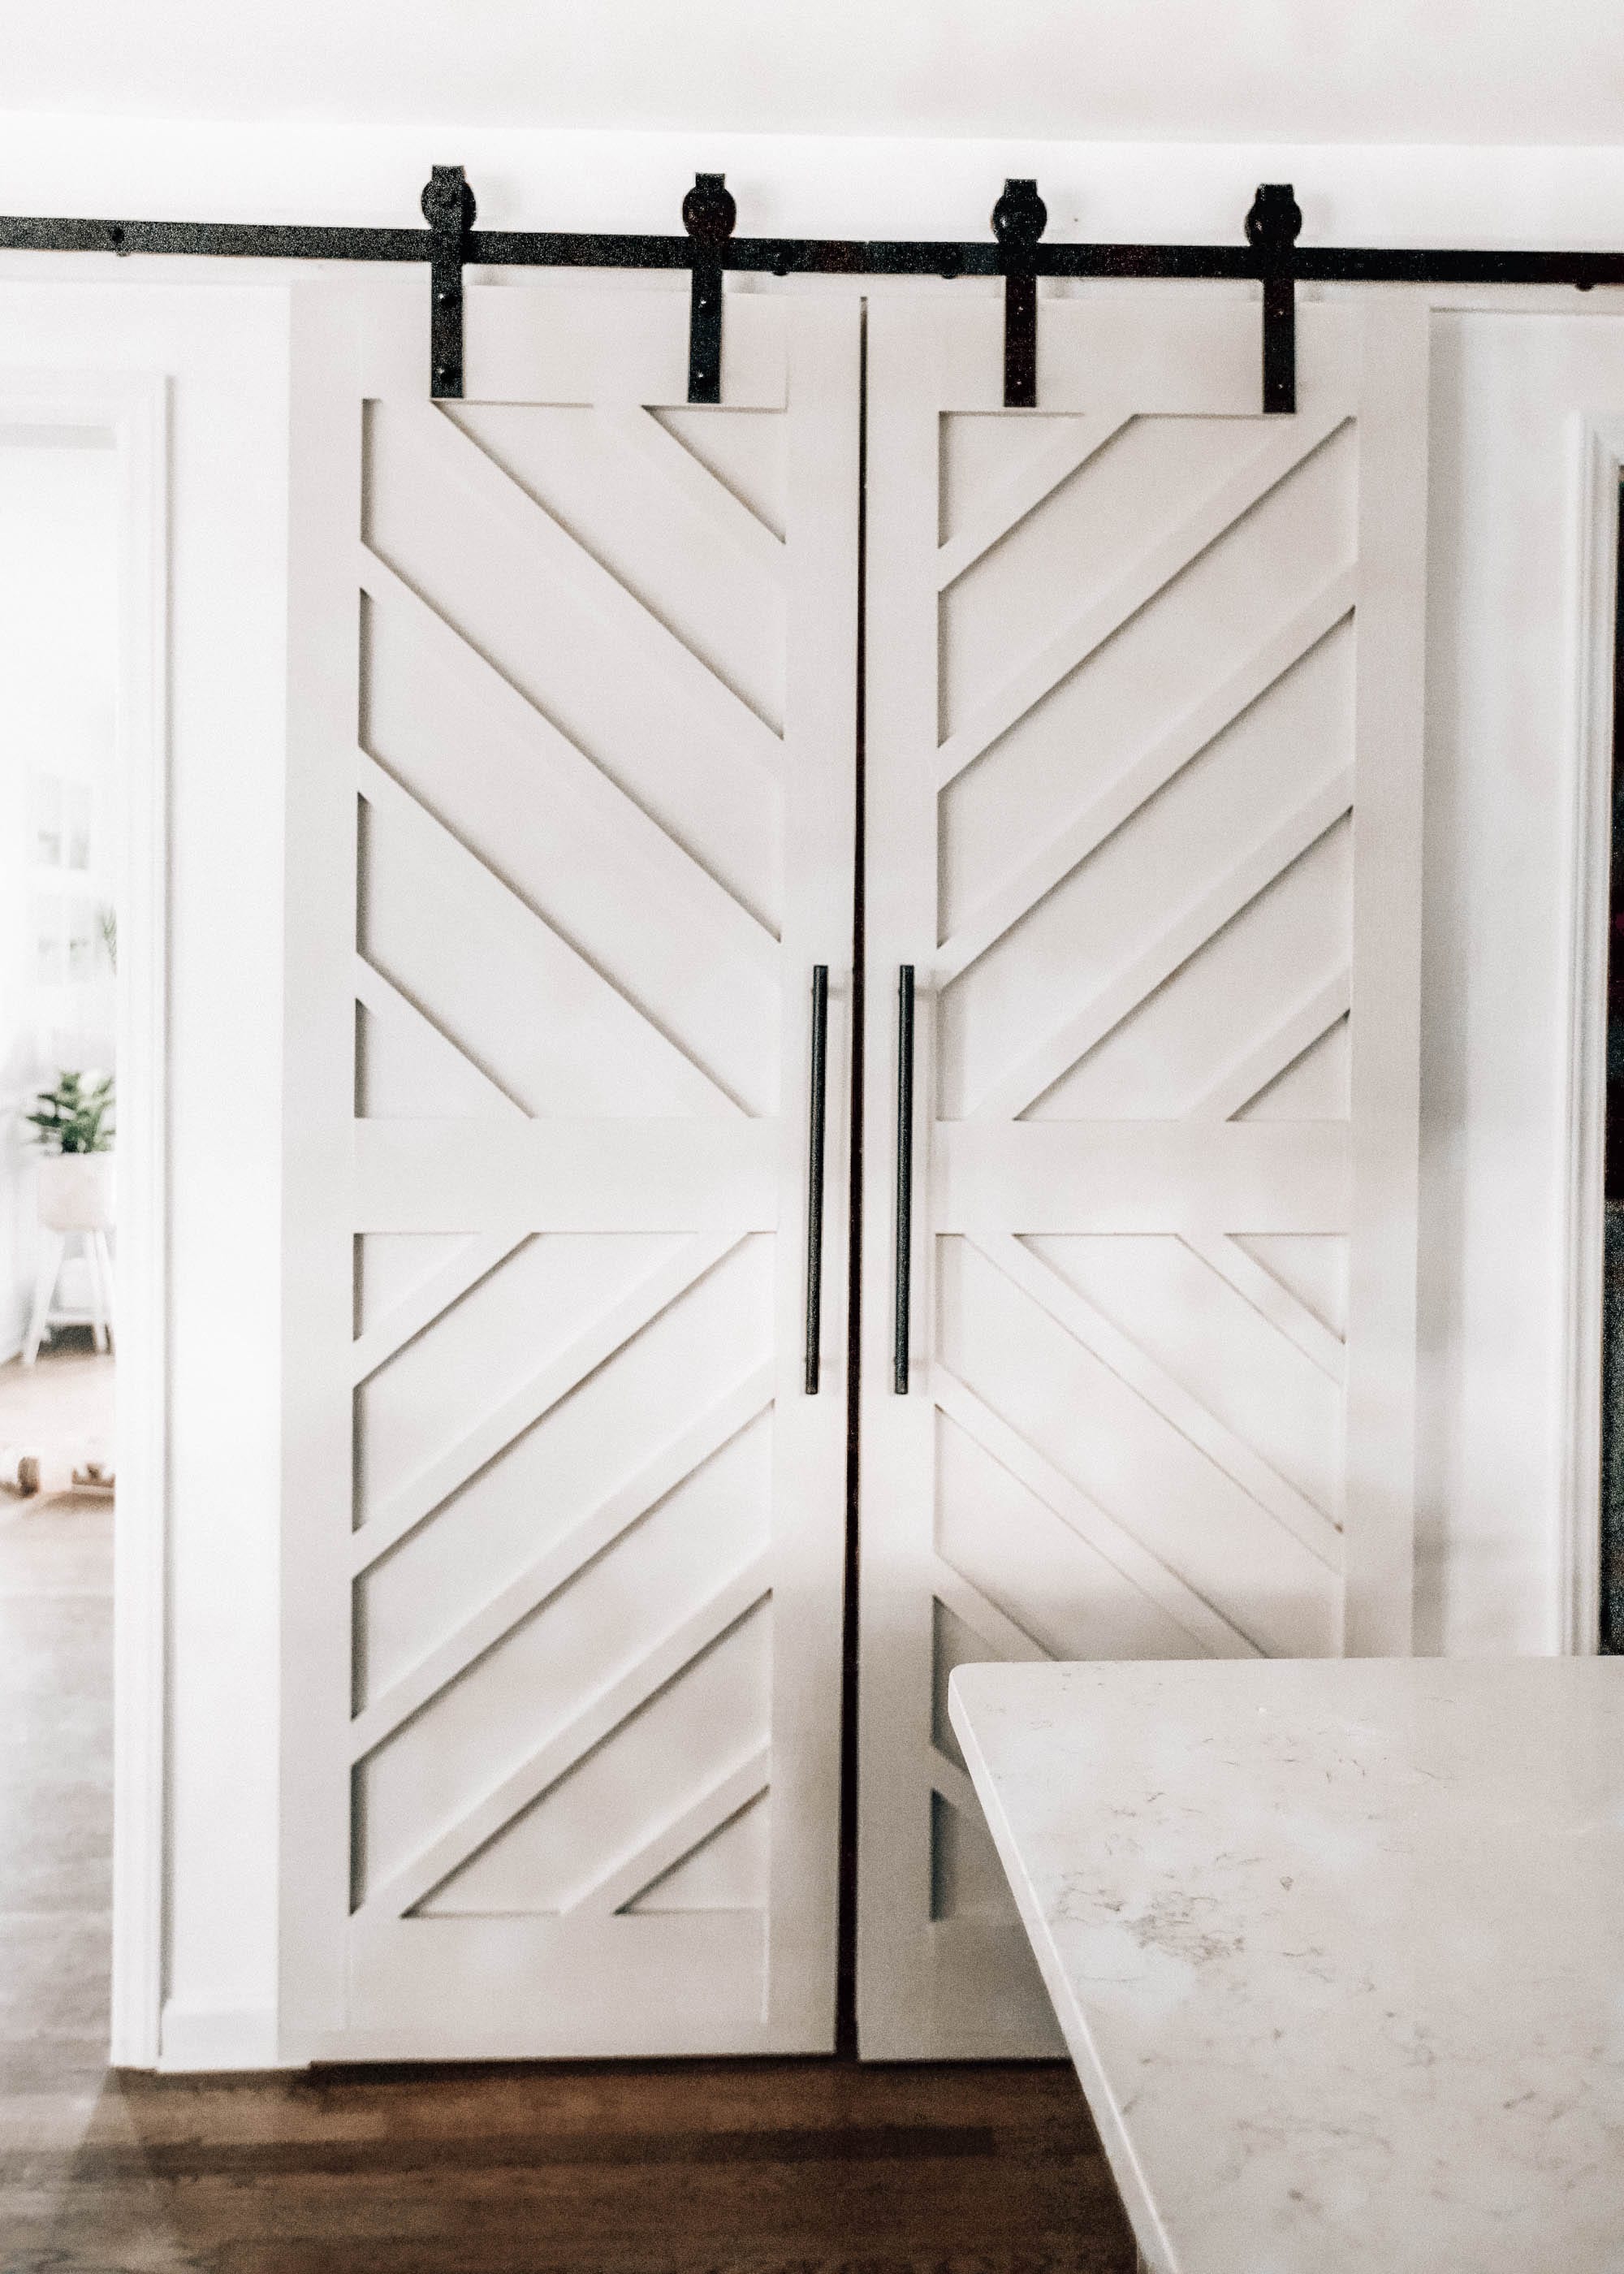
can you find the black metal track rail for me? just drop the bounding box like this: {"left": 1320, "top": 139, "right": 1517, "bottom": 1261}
{"left": 9, "top": 215, "right": 1624, "bottom": 285}
{"left": 5, "top": 168, "right": 1624, "bottom": 411}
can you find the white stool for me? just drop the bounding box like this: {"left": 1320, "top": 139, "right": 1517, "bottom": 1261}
{"left": 23, "top": 1154, "right": 115, "bottom": 1365}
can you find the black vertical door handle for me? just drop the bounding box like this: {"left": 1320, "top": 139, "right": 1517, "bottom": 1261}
{"left": 804, "top": 966, "right": 829, "bottom": 1394}
{"left": 894, "top": 966, "right": 915, "bottom": 1394}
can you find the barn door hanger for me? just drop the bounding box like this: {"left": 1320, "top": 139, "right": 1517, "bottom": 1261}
{"left": 420, "top": 163, "right": 1304, "bottom": 417}
{"left": 423, "top": 163, "right": 475, "bottom": 400}
{"left": 993, "top": 179, "right": 1047, "bottom": 409}
{"left": 986, "top": 175, "right": 1300, "bottom": 417}
{"left": 684, "top": 173, "right": 736, "bottom": 404}
{"left": 1247, "top": 182, "right": 1302, "bottom": 416}
{"left": 666, "top": 171, "right": 1302, "bottom": 417}
{"left": 668, "top": 171, "right": 1301, "bottom": 418}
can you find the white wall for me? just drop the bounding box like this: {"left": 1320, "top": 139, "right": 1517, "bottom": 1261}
{"left": 13, "top": 116, "right": 1624, "bottom": 251}
{"left": 2, "top": 121, "right": 1619, "bottom": 2064}
{"left": 0, "top": 441, "right": 119, "bottom": 1360}
{"left": 1418, "top": 313, "right": 1624, "bottom": 1654}
{"left": 6, "top": 0, "right": 1624, "bottom": 145}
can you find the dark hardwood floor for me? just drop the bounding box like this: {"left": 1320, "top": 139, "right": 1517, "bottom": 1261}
{"left": 5, "top": 2056, "right": 1137, "bottom": 2272}
{"left": 1, "top": 1355, "right": 1135, "bottom": 2274}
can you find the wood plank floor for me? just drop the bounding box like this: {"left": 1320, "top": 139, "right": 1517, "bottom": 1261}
{"left": 0, "top": 1353, "right": 1136, "bottom": 2274}
{"left": 3, "top": 2057, "right": 1137, "bottom": 2272}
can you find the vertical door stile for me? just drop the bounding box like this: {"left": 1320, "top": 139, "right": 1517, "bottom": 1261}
{"left": 762, "top": 299, "right": 862, "bottom": 2044}
{"left": 1342, "top": 300, "right": 1431, "bottom": 1656}
{"left": 280, "top": 284, "right": 367, "bottom": 2060}
{"left": 857, "top": 326, "right": 955, "bottom": 2050}
{"left": 857, "top": 295, "right": 1429, "bottom": 2058}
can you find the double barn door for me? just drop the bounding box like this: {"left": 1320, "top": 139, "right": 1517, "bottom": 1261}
{"left": 280, "top": 284, "right": 1427, "bottom": 2061}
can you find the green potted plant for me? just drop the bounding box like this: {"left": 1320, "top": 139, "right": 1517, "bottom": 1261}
{"left": 24, "top": 1070, "right": 115, "bottom": 1231}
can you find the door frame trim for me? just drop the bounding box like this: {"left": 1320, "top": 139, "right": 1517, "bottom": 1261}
{"left": 1560, "top": 416, "right": 1624, "bottom": 1655}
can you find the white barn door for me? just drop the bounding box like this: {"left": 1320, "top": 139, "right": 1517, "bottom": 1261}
{"left": 857, "top": 297, "right": 1428, "bottom": 2056}
{"left": 280, "top": 286, "right": 859, "bottom": 2059}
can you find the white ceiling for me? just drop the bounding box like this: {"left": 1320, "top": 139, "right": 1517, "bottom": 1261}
{"left": 8, "top": 0, "right": 1624, "bottom": 145}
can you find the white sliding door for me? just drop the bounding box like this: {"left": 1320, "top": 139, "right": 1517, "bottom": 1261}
{"left": 280, "top": 286, "right": 859, "bottom": 2059}
{"left": 857, "top": 297, "right": 1428, "bottom": 2056}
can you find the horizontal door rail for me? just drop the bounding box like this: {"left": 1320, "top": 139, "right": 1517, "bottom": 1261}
{"left": 7, "top": 166, "right": 1624, "bottom": 412}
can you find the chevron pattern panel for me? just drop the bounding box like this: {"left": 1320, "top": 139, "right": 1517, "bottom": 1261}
{"left": 859, "top": 300, "right": 1427, "bottom": 2056}
{"left": 283, "top": 292, "right": 858, "bottom": 2060}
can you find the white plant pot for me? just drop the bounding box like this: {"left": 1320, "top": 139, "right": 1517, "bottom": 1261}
{"left": 37, "top": 1152, "right": 114, "bottom": 1233}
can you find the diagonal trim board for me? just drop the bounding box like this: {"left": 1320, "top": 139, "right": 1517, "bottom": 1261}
{"left": 935, "top": 573, "right": 1357, "bottom": 987}
{"left": 973, "top": 1230, "right": 1341, "bottom": 1567}
{"left": 972, "top": 768, "right": 1355, "bottom": 1123}
{"left": 394, "top": 402, "right": 785, "bottom": 779}
{"left": 359, "top": 536, "right": 780, "bottom": 962}
{"left": 927, "top": 1750, "right": 983, "bottom": 1818}
{"left": 935, "top": 410, "right": 1350, "bottom": 787}
{"left": 595, "top": 404, "right": 785, "bottom": 578}
{"left": 1180, "top": 1232, "right": 1346, "bottom": 1385}
{"left": 565, "top": 1743, "right": 772, "bottom": 1917}
{"left": 352, "top": 1230, "right": 529, "bottom": 1390}
{"left": 350, "top": 1367, "right": 775, "bottom": 1759}
{"left": 932, "top": 1368, "right": 1263, "bottom": 1658}
{"left": 360, "top": 1554, "right": 773, "bottom": 1923}
{"left": 1187, "top": 970, "right": 1352, "bottom": 1122}
{"left": 934, "top": 412, "right": 1134, "bottom": 593}
{"left": 356, "top": 741, "right": 753, "bottom": 1118}
{"left": 931, "top": 1556, "right": 1049, "bottom": 1667}
{"left": 354, "top": 953, "right": 529, "bottom": 1120}
{"left": 351, "top": 1232, "right": 745, "bottom": 1577}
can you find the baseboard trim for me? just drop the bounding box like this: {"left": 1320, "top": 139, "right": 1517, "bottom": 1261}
{"left": 158, "top": 2002, "right": 285, "bottom": 2073}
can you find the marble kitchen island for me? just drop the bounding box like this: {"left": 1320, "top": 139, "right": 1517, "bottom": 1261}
{"left": 949, "top": 1656, "right": 1624, "bottom": 2274}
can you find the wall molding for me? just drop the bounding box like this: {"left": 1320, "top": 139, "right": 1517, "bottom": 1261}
{"left": 0, "top": 369, "right": 171, "bottom": 2062}
{"left": 1559, "top": 415, "right": 1624, "bottom": 1654}
{"left": 158, "top": 2000, "right": 279, "bottom": 2074}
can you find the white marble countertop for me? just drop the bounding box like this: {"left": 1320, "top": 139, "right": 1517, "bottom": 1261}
{"left": 948, "top": 1657, "right": 1624, "bottom": 2274}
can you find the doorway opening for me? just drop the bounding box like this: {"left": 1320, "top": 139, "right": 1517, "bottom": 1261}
{"left": 0, "top": 428, "right": 122, "bottom": 2061}
{"left": 0, "top": 366, "right": 166, "bottom": 2086}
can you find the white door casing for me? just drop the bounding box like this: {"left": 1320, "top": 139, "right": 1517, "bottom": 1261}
{"left": 280, "top": 284, "right": 859, "bottom": 2059}
{"left": 857, "top": 297, "right": 1429, "bottom": 2057}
